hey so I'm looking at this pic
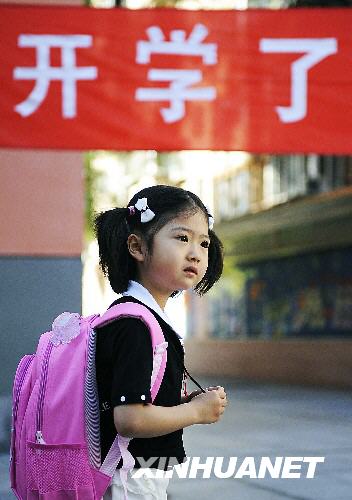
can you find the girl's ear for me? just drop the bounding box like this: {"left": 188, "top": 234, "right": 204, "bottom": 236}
{"left": 127, "top": 233, "right": 146, "bottom": 263}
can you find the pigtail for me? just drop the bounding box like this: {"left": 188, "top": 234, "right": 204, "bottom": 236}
{"left": 194, "top": 229, "right": 224, "bottom": 296}
{"left": 94, "top": 208, "right": 133, "bottom": 294}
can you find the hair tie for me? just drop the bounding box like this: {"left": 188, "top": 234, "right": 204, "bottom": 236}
{"left": 127, "top": 197, "right": 155, "bottom": 223}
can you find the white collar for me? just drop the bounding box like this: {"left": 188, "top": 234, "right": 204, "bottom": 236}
{"left": 122, "top": 280, "right": 182, "bottom": 339}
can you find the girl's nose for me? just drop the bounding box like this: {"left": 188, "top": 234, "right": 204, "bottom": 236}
{"left": 189, "top": 255, "right": 200, "bottom": 262}
{"left": 187, "top": 247, "right": 201, "bottom": 262}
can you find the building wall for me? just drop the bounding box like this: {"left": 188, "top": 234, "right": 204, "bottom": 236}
{"left": 0, "top": 0, "right": 84, "bottom": 451}
{"left": 0, "top": 151, "right": 83, "bottom": 256}
{"left": 184, "top": 339, "right": 352, "bottom": 388}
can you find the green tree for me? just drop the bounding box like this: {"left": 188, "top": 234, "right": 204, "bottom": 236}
{"left": 84, "top": 153, "right": 104, "bottom": 242}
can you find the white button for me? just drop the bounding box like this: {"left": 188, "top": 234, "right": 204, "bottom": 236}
{"left": 141, "top": 395, "right": 146, "bottom": 401}
{"left": 120, "top": 396, "right": 126, "bottom": 402}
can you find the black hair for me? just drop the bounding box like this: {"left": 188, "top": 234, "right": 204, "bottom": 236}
{"left": 94, "top": 185, "right": 224, "bottom": 298}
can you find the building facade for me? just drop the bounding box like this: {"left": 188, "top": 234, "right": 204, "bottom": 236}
{"left": 185, "top": 161, "right": 352, "bottom": 388}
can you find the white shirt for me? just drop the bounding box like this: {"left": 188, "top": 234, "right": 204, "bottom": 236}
{"left": 122, "top": 280, "right": 183, "bottom": 341}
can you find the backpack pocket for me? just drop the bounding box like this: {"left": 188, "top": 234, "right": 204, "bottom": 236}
{"left": 26, "top": 441, "right": 96, "bottom": 498}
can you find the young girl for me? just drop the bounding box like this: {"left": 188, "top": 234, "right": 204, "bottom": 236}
{"left": 94, "top": 185, "right": 228, "bottom": 500}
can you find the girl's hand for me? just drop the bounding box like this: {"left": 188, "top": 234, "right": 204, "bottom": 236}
{"left": 181, "top": 389, "right": 202, "bottom": 404}
{"left": 182, "top": 386, "right": 224, "bottom": 403}
{"left": 190, "top": 386, "right": 228, "bottom": 424}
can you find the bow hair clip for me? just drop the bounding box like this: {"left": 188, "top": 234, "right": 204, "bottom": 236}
{"left": 205, "top": 204, "right": 214, "bottom": 230}
{"left": 130, "top": 197, "right": 155, "bottom": 223}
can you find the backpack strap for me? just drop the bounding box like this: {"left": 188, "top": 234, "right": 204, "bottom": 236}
{"left": 92, "top": 302, "right": 168, "bottom": 499}
{"left": 92, "top": 302, "right": 167, "bottom": 400}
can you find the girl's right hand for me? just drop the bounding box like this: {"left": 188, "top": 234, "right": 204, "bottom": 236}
{"left": 190, "top": 386, "right": 228, "bottom": 424}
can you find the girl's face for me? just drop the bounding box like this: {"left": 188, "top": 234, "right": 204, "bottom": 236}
{"left": 138, "top": 209, "right": 210, "bottom": 310}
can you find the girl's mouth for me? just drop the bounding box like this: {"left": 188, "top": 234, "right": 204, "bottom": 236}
{"left": 184, "top": 267, "right": 198, "bottom": 276}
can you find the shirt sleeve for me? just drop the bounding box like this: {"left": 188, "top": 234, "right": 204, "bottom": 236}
{"left": 109, "top": 317, "right": 153, "bottom": 407}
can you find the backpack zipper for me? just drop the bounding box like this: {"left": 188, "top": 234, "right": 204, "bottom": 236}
{"left": 36, "top": 341, "right": 54, "bottom": 444}
{"left": 10, "top": 354, "right": 36, "bottom": 462}
{"left": 34, "top": 314, "right": 97, "bottom": 445}
{"left": 13, "top": 355, "right": 36, "bottom": 427}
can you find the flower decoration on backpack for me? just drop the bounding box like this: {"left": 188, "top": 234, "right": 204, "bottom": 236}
{"left": 51, "top": 312, "right": 81, "bottom": 346}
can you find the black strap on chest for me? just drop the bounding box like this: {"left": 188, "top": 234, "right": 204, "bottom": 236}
{"left": 167, "top": 336, "right": 206, "bottom": 394}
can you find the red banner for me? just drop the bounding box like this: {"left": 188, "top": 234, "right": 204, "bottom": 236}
{"left": 1, "top": 6, "right": 352, "bottom": 153}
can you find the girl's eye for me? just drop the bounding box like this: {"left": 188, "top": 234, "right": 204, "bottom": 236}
{"left": 177, "top": 235, "right": 209, "bottom": 248}
{"left": 177, "top": 235, "right": 188, "bottom": 242}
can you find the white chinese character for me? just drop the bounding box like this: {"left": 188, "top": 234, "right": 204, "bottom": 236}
{"left": 14, "top": 35, "right": 98, "bottom": 118}
{"left": 136, "top": 24, "right": 217, "bottom": 64}
{"left": 260, "top": 38, "right": 337, "bottom": 123}
{"left": 135, "top": 24, "right": 217, "bottom": 123}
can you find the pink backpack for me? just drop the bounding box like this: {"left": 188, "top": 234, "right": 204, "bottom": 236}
{"left": 10, "top": 302, "right": 168, "bottom": 500}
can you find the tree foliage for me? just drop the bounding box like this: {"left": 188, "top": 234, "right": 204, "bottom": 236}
{"left": 84, "top": 153, "right": 104, "bottom": 242}
{"left": 150, "top": 0, "right": 182, "bottom": 5}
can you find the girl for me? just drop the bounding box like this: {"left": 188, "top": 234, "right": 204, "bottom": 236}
{"left": 94, "top": 185, "right": 228, "bottom": 500}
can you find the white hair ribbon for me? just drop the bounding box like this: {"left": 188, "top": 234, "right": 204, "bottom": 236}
{"left": 134, "top": 197, "right": 155, "bottom": 223}
{"left": 205, "top": 204, "right": 214, "bottom": 230}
